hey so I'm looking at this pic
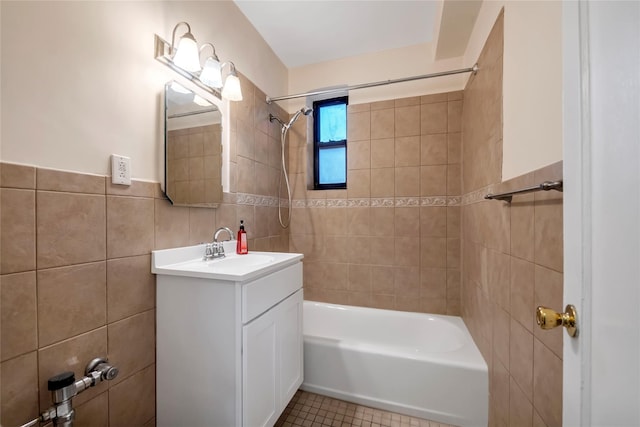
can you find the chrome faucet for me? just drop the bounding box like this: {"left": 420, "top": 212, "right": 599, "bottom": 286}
{"left": 214, "top": 226, "right": 234, "bottom": 243}
{"left": 204, "top": 227, "right": 235, "bottom": 260}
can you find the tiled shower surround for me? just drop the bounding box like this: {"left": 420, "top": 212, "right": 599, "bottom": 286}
{"left": 0, "top": 74, "right": 291, "bottom": 426}
{"left": 288, "top": 93, "right": 463, "bottom": 315}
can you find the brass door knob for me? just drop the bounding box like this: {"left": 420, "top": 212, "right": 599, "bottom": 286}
{"left": 536, "top": 304, "right": 578, "bottom": 337}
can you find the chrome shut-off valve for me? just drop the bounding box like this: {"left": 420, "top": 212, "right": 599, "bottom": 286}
{"left": 21, "top": 357, "right": 119, "bottom": 427}
{"left": 85, "top": 357, "right": 119, "bottom": 382}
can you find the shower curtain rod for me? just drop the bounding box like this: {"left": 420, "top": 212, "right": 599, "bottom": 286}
{"left": 266, "top": 63, "right": 478, "bottom": 104}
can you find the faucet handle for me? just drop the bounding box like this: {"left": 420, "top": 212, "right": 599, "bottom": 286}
{"left": 216, "top": 242, "right": 226, "bottom": 257}
{"left": 204, "top": 243, "right": 215, "bottom": 260}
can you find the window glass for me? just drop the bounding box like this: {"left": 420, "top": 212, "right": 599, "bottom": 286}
{"left": 318, "top": 104, "right": 347, "bottom": 143}
{"left": 318, "top": 146, "right": 346, "bottom": 184}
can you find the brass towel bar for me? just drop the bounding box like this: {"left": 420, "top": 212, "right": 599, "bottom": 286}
{"left": 485, "top": 180, "right": 563, "bottom": 203}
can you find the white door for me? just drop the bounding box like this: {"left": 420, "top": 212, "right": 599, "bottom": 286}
{"left": 563, "top": 1, "right": 640, "bottom": 425}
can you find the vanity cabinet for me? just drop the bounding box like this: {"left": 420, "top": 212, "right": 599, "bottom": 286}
{"left": 154, "top": 251, "right": 303, "bottom": 427}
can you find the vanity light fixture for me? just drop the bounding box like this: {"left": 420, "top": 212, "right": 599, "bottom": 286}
{"left": 154, "top": 21, "right": 243, "bottom": 101}
{"left": 220, "top": 62, "right": 243, "bottom": 101}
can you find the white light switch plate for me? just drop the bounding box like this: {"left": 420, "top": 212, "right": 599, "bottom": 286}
{"left": 111, "top": 154, "right": 131, "bottom": 185}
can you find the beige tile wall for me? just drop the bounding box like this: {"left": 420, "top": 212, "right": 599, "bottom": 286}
{"left": 0, "top": 166, "right": 158, "bottom": 426}
{"left": 0, "top": 72, "right": 290, "bottom": 426}
{"left": 288, "top": 92, "right": 463, "bottom": 315}
{"left": 461, "top": 11, "right": 564, "bottom": 427}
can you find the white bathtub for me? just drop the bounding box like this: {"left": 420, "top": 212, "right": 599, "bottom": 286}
{"left": 301, "top": 301, "right": 488, "bottom": 427}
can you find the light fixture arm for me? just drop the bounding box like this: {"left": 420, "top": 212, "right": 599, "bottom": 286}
{"left": 170, "top": 21, "right": 192, "bottom": 56}
{"left": 220, "top": 61, "right": 238, "bottom": 77}
{"left": 200, "top": 43, "right": 220, "bottom": 63}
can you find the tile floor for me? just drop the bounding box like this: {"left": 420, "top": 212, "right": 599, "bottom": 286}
{"left": 275, "top": 390, "right": 458, "bottom": 427}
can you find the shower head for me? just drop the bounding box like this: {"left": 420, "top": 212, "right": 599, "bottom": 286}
{"left": 270, "top": 107, "right": 313, "bottom": 131}
{"left": 287, "top": 106, "right": 313, "bottom": 127}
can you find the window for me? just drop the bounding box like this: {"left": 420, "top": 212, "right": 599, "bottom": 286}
{"left": 313, "top": 96, "right": 348, "bottom": 189}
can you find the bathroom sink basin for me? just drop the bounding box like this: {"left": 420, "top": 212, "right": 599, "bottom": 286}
{"left": 206, "top": 253, "right": 275, "bottom": 271}
{"left": 152, "top": 243, "right": 303, "bottom": 282}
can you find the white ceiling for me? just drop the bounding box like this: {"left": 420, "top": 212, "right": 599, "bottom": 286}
{"left": 234, "top": 0, "right": 440, "bottom": 68}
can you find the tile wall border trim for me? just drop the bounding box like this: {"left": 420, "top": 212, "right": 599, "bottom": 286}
{"left": 235, "top": 193, "right": 289, "bottom": 207}
{"left": 290, "top": 196, "right": 461, "bottom": 208}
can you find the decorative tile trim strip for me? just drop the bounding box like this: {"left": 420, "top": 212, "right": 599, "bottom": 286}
{"left": 327, "top": 199, "right": 348, "bottom": 208}
{"left": 420, "top": 197, "right": 447, "bottom": 206}
{"left": 289, "top": 196, "right": 461, "bottom": 208}
{"left": 306, "top": 199, "right": 327, "bottom": 208}
{"left": 235, "top": 193, "right": 288, "bottom": 207}
{"left": 235, "top": 193, "right": 256, "bottom": 206}
{"left": 231, "top": 195, "right": 463, "bottom": 208}
{"left": 447, "top": 197, "right": 461, "bottom": 206}
{"left": 370, "top": 198, "right": 394, "bottom": 207}
{"left": 347, "top": 198, "right": 370, "bottom": 207}
{"left": 395, "top": 197, "right": 421, "bottom": 207}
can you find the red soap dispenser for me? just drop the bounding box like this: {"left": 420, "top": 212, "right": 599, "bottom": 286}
{"left": 236, "top": 220, "right": 248, "bottom": 254}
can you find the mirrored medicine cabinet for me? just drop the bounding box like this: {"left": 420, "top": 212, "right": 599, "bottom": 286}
{"left": 164, "top": 80, "right": 228, "bottom": 207}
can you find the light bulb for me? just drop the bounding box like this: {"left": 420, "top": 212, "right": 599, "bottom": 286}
{"left": 199, "top": 57, "right": 223, "bottom": 88}
{"left": 173, "top": 33, "right": 201, "bottom": 72}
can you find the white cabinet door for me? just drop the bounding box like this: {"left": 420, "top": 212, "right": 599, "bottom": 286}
{"left": 243, "top": 288, "right": 304, "bottom": 427}
{"left": 243, "top": 308, "right": 278, "bottom": 427}
{"left": 277, "top": 289, "right": 304, "bottom": 407}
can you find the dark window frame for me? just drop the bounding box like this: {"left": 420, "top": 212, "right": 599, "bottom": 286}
{"left": 313, "top": 96, "right": 348, "bottom": 190}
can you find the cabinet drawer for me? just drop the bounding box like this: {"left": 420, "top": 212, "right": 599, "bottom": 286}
{"left": 242, "top": 262, "right": 302, "bottom": 323}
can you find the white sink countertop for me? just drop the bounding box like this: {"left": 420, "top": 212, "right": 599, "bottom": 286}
{"left": 152, "top": 242, "right": 304, "bottom": 282}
